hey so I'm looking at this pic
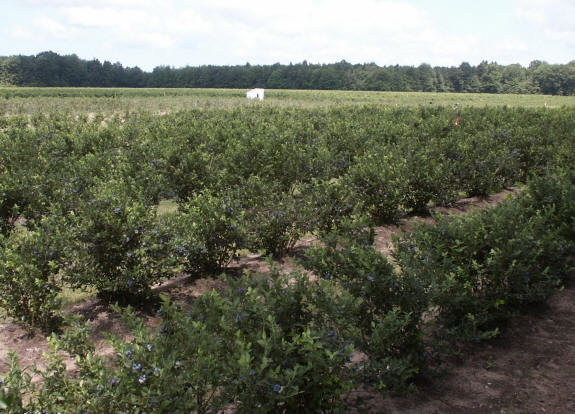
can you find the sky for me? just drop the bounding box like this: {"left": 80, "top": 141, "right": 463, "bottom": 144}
{"left": 1, "top": 0, "right": 574, "bottom": 71}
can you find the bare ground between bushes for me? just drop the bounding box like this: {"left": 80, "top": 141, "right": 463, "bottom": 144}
{"left": 1, "top": 187, "right": 574, "bottom": 413}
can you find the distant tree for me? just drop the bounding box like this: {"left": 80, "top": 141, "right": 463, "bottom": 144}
{"left": 267, "top": 65, "right": 288, "bottom": 89}
{"left": 434, "top": 67, "right": 449, "bottom": 92}
{"left": 559, "top": 62, "right": 575, "bottom": 95}
{"left": 1, "top": 50, "right": 573, "bottom": 94}
{"left": 459, "top": 62, "right": 476, "bottom": 92}
{"left": 0, "top": 57, "right": 21, "bottom": 85}
{"left": 417, "top": 63, "right": 436, "bottom": 92}
{"left": 124, "top": 66, "right": 146, "bottom": 87}
{"left": 533, "top": 63, "right": 562, "bottom": 95}
{"left": 34, "top": 51, "right": 62, "bottom": 86}
{"left": 86, "top": 59, "right": 103, "bottom": 86}
{"left": 365, "top": 66, "right": 391, "bottom": 90}
{"left": 479, "top": 62, "right": 502, "bottom": 93}
{"left": 500, "top": 63, "right": 533, "bottom": 94}
{"left": 60, "top": 54, "right": 88, "bottom": 86}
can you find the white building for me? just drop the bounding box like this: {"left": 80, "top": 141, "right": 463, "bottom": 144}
{"left": 246, "top": 88, "right": 264, "bottom": 100}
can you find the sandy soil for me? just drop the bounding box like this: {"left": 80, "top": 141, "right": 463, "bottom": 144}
{"left": 348, "top": 270, "right": 575, "bottom": 413}
{"left": 1, "top": 186, "right": 574, "bottom": 413}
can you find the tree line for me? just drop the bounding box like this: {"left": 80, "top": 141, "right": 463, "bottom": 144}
{"left": 1, "top": 50, "right": 574, "bottom": 95}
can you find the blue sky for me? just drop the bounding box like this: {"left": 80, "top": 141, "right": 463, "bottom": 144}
{"left": 1, "top": 0, "right": 573, "bottom": 70}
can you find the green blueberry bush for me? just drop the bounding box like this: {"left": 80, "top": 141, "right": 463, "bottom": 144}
{"left": 168, "top": 191, "right": 246, "bottom": 275}
{"left": 1, "top": 268, "right": 355, "bottom": 412}
{"left": 302, "top": 218, "right": 428, "bottom": 391}
{"left": 0, "top": 213, "right": 67, "bottom": 331}
{"left": 63, "top": 179, "right": 176, "bottom": 302}
{"left": 394, "top": 186, "right": 573, "bottom": 346}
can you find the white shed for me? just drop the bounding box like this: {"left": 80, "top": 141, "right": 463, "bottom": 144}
{"left": 246, "top": 88, "right": 264, "bottom": 100}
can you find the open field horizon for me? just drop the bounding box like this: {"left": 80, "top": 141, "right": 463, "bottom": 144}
{"left": 2, "top": 87, "right": 575, "bottom": 116}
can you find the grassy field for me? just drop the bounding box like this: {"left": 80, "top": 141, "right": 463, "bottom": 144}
{"left": 1, "top": 87, "right": 575, "bottom": 116}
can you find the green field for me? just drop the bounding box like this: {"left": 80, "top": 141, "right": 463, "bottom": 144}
{"left": 1, "top": 87, "right": 575, "bottom": 116}
{"left": 1, "top": 87, "right": 575, "bottom": 411}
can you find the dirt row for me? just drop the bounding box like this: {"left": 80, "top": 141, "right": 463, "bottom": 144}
{"left": 1, "top": 187, "right": 573, "bottom": 413}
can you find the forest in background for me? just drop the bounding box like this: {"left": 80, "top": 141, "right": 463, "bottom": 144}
{"left": 1, "top": 51, "right": 574, "bottom": 95}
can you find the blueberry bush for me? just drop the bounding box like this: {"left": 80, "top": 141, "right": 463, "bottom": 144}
{"left": 0, "top": 104, "right": 574, "bottom": 410}
{"left": 62, "top": 178, "right": 176, "bottom": 302}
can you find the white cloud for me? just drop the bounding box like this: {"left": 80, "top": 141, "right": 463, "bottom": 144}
{"left": 118, "top": 32, "right": 176, "bottom": 49}
{"left": 516, "top": 0, "right": 575, "bottom": 42}
{"left": 7, "top": 0, "right": 574, "bottom": 69}
{"left": 496, "top": 38, "right": 528, "bottom": 52}
{"left": 33, "top": 16, "right": 75, "bottom": 38}
{"left": 63, "top": 7, "right": 159, "bottom": 28}
{"left": 59, "top": 6, "right": 177, "bottom": 49}
{"left": 9, "top": 25, "right": 35, "bottom": 41}
{"left": 9, "top": 16, "right": 76, "bottom": 41}
{"left": 20, "top": 0, "right": 159, "bottom": 7}
{"left": 517, "top": 0, "right": 575, "bottom": 27}
{"left": 6, "top": 0, "right": 494, "bottom": 67}
{"left": 513, "top": 0, "right": 575, "bottom": 63}
{"left": 162, "top": 0, "right": 445, "bottom": 65}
